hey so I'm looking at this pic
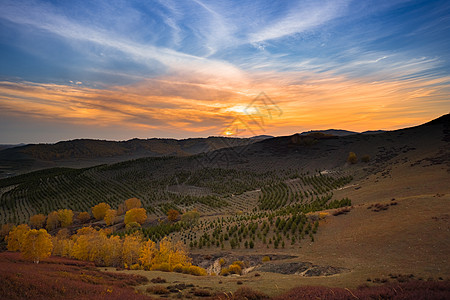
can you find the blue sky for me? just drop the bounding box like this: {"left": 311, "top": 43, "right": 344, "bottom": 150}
{"left": 0, "top": 0, "right": 449, "bottom": 143}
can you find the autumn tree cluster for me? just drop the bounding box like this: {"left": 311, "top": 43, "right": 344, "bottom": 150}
{"left": 5, "top": 223, "right": 203, "bottom": 274}
{"left": 51, "top": 227, "right": 204, "bottom": 274}
{"left": 26, "top": 209, "right": 76, "bottom": 232}
{"left": 92, "top": 198, "right": 147, "bottom": 227}
{"left": 5, "top": 224, "right": 52, "bottom": 263}
{"left": 3, "top": 197, "right": 207, "bottom": 275}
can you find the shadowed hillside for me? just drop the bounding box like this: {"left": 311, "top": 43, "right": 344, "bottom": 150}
{"left": 0, "top": 136, "right": 269, "bottom": 177}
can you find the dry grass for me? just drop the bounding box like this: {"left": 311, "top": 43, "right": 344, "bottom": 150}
{"left": 0, "top": 252, "right": 151, "bottom": 300}
{"left": 274, "top": 280, "right": 450, "bottom": 299}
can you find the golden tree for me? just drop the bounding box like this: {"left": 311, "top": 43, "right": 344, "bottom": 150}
{"left": 91, "top": 203, "right": 111, "bottom": 220}
{"left": 158, "top": 237, "right": 191, "bottom": 270}
{"left": 46, "top": 211, "right": 60, "bottom": 231}
{"left": 52, "top": 236, "right": 73, "bottom": 258}
{"left": 6, "top": 224, "right": 30, "bottom": 251}
{"left": 139, "top": 239, "right": 158, "bottom": 270}
{"left": 70, "top": 227, "right": 114, "bottom": 265}
{"left": 70, "top": 227, "right": 101, "bottom": 262}
{"left": 125, "top": 198, "right": 142, "bottom": 211}
{"left": 29, "top": 214, "right": 46, "bottom": 229}
{"left": 57, "top": 209, "right": 74, "bottom": 227}
{"left": 56, "top": 228, "right": 70, "bottom": 239}
{"left": 21, "top": 229, "right": 53, "bottom": 263}
{"left": 124, "top": 208, "right": 147, "bottom": 225}
{"left": 167, "top": 209, "right": 180, "bottom": 222}
{"left": 103, "top": 235, "right": 123, "bottom": 267}
{"left": 122, "top": 232, "right": 142, "bottom": 268}
{"left": 104, "top": 209, "right": 117, "bottom": 226}
{"left": 77, "top": 211, "right": 91, "bottom": 223}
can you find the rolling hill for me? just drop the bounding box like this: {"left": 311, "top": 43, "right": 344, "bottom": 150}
{"left": 0, "top": 114, "right": 448, "bottom": 297}
{"left": 0, "top": 136, "right": 269, "bottom": 177}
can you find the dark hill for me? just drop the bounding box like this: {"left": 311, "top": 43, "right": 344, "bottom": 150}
{"left": 196, "top": 113, "right": 450, "bottom": 173}
{"left": 0, "top": 137, "right": 257, "bottom": 177}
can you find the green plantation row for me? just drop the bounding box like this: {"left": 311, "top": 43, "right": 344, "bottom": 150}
{"left": 0, "top": 154, "right": 349, "bottom": 224}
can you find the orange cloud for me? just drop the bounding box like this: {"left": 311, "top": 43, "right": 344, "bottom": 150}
{"left": 0, "top": 70, "right": 449, "bottom": 140}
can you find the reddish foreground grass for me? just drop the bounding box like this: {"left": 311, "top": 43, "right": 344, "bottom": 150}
{"left": 272, "top": 281, "right": 450, "bottom": 300}
{"left": 1, "top": 251, "right": 449, "bottom": 300}
{"left": 211, "top": 281, "right": 450, "bottom": 300}
{"left": 0, "top": 252, "right": 152, "bottom": 300}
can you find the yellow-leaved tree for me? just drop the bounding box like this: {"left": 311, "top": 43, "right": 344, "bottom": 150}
{"left": 91, "top": 202, "right": 111, "bottom": 220}
{"left": 21, "top": 229, "right": 53, "bottom": 263}
{"left": 71, "top": 226, "right": 101, "bottom": 262}
{"left": 77, "top": 211, "right": 91, "bottom": 223}
{"left": 103, "top": 235, "right": 123, "bottom": 267}
{"left": 124, "top": 208, "right": 147, "bottom": 225}
{"left": 139, "top": 239, "right": 158, "bottom": 270}
{"left": 167, "top": 209, "right": 179, "bottom": 222}
{"left": 122, "top": 232, "right": 142, "bottom": 268}
{"left": 29, "top": 214, "right": 46, "bottom": 229}
{"left": 52, "top": 236, "right": 74, "bottom": 258}
{"left": 157, "top": 237, "right": 191, "bottom": 271}
{"left": 57, "top": 209, "right": 74, "bottom": 227}
{"left": 104, "top": 209, "right": 117, "bottom": 226}
{"left": 124, "top": 197, "right": 141, "bottom": 211}
{"left": 6, "top": 224, "right": 30, "bottom": 251}
{"left": 46, "top": 211, "right": 60, "bottom": 231}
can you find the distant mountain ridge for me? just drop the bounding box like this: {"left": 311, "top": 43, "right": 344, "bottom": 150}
{"left": 299, "top": 129, "right": 385, "bottom": 136}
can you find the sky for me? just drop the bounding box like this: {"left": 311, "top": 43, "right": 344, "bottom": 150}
{"left": 0, "top": 0, "right": 449, "bottom": 143}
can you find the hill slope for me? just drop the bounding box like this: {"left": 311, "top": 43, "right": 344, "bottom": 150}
{"left": 0, "top": 114, "right": 449, "bottom": 293}
{"left": 0, "top": 136, "right": 267, "bottom": 177}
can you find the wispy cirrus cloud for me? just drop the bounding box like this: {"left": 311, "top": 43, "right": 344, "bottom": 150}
{"left": 0, "top": 0, "right": 246, "bottom": 82}
{"left": 1, "top": 0, "right": 449, "bottom": 143}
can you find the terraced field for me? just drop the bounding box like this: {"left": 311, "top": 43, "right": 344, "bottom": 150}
{"left": 0, "top": 152, "right": 353, "bottom": 227}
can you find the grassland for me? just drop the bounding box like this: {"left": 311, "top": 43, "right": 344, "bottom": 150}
{"left": 0, "top": 114, "right": 449, "bottom": 298}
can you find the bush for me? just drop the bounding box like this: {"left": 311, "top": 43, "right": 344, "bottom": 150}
{"left": 150, "top": 277, "right": 166, "bottom": 283}
{"left": 361, "top": 155, "right": 370, "bottom": 162}
{"left": 232, "top": 261, "right": 246, "bottom": 268}
{"left": 220, "top": 267, "right": 230, "bottom": 276}
{"left": 347, "top": 152, "right": 357, "bottom": 164}
{"left": 157, "top": 263, "right": 171, "bottom": 272}
{"left": 318, "top": 212, "right": 329, "bottom": 219}
{"left": 228, "top": 264, "right": 242, "bottom": 275}
{"left": 193, "top": 289, "right": 211, "bottom": 297}
{"left": 262, "top": 256, "right": 271, "bottom": 262}
{"left": 173, "top": 264, "right": 183, "bottom": 273}
{"left": 146, "top": 285, "right": 169, "bottom": 295}
{"left": 186, "top": 265, "right": 207, "bottom": 276}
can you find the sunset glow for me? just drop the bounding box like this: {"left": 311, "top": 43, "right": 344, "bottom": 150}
{"left": 1, "top": 0, "right": 449, "bottom": 143}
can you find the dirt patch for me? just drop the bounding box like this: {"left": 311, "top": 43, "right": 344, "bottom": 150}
{"left": 255, "top": 262, "right": 347, "bottom": 276}
{"left": 191, "top": 253, "right": 295, "bottom": 269}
